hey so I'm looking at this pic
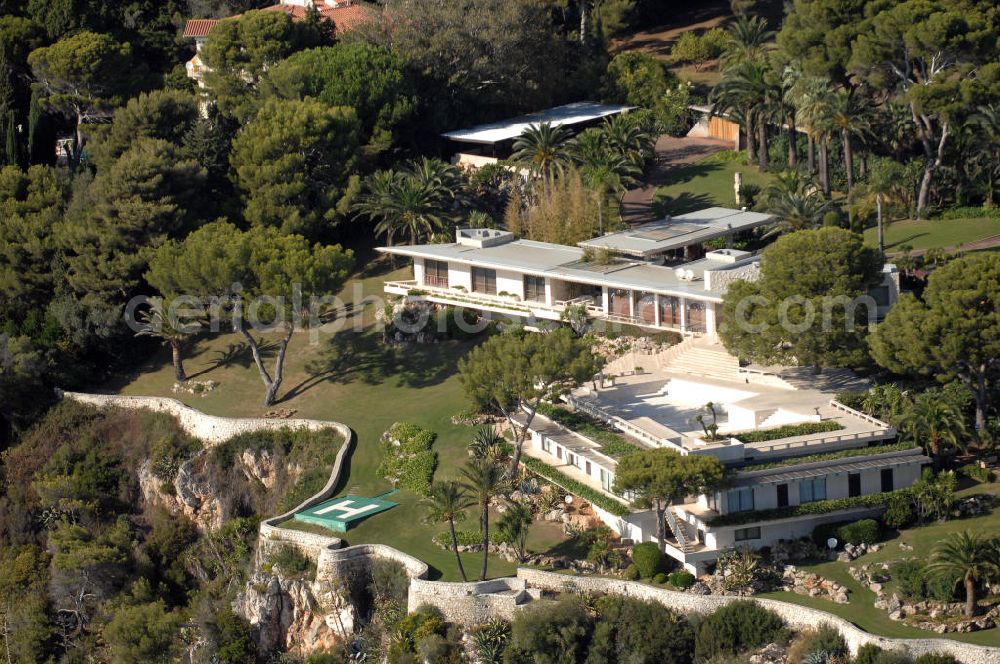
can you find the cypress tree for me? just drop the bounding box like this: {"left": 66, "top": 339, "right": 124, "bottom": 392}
{"left": 27, "top": 85, "right": 53, "bottom": 166}
{"left": 0, "top": 46, "right": 13, "bottom": 167}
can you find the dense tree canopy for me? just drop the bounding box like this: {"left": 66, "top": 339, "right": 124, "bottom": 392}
{"left": 230, "top": 97, "right": 361, "bottom": 238}
{"left": 871, "top": 253, "right": 1000, "bottom": 431}
{"left": 720, "top": 228, "right": 884, "bottom": 370}
{"left": 263, "top": 42, "right": 417, "bottom": 158}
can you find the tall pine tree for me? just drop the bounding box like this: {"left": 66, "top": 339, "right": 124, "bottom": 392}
{"left": 27, "top": 85, "right": 53, "bottom": 166}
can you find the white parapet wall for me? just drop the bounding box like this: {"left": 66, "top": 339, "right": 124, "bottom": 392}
{"left": 516, "top": 569, "right": 1000, "bottom": 664}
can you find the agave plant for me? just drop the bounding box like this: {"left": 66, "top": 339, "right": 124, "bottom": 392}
{"left": 472, "top": 618, "right": 511, "bottom": 664}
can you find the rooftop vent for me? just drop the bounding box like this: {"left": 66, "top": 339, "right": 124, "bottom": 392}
{"left": 456, "top": 227, "right": 515, "bottom": 248}
{"left": 704, "top": 248, "right": 752, "bottom": 264}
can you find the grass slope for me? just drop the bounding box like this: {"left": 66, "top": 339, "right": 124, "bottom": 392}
{"left": 652, "top": 151, "right": 776, "bottom": 216}
{"left": 110, "top": 258, "right": 566, "bottom": 581}
{"left": 760, "top": 480, "right": 1000, "bottom": 645}
{"left": 862, "top": 217, "right": 1000, "bottom": 252}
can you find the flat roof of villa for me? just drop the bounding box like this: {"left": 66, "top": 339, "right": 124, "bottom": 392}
{"left": 578, "top": 208, "right": 773, "bottom": 257}
{"left": 377, "top": 240, "right": 754, "bottom": 301}
{"left": 441, "top": 102, "right": 634, "bottom": 144}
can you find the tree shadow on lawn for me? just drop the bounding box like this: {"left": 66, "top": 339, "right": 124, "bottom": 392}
{"left": 185, "top": 338, "right": 280, "bottom": 379}
{"left": 883, "top": 232, "right": 929, "bottom": 250}
{"left": 653, "top": 191, "right": 716, "bottom": 217}
{"left": 279, "top": 329, "right": 473, "bottom": 403}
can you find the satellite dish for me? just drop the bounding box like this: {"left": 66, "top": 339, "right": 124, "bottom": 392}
{"left": 826, "top": 537, "right": 838, "bottom": 550}
{"left": 564, "top": 495, "right": 574, "bottom": 505}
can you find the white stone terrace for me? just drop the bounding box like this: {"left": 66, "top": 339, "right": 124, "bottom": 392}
{"left": 568, "top": 370, "right": 895, "bottom": 465}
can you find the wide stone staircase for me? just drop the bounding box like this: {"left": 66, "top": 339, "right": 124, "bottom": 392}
{"left": 660, "top": 338, "right": 740, "bottom": 379}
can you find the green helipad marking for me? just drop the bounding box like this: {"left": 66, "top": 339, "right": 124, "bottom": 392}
{"left": 293, "top": 494, "right": 399, "bottom": 532}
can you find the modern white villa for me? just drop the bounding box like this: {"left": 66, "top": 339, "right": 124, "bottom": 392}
{"left": 518, "top": 342, "right": 927, "bottom": 573}
{"left": 377, "top": 207, "right": 899, "bottom": 338}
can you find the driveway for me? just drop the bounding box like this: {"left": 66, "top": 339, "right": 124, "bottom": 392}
{"left": 620, "top": 135, "right": 733, "bottom": 225}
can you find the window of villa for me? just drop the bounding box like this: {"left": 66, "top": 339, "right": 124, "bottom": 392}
{"left": 541, "top": 437, "right": 551, "bottom": 453}
{"left": 799, "top": 477, "right": 827, "bottom": 503}
{"left": 424, "top": 259, "right": 449, "bottom": 288}
{"left": 881, "top": 468, "right": 894, "bottom": 492}
{"left": 471, "top": 267, "right": 497, "bottom": 294}
{"left": 600, "top": 469, "right": 612, "bottom": 491}
{"left": 734, "top": 526, "right": 761, "bottom": 542}
{"left": 727, "top": 487, "right": 754, "bottom": 512}
{"left": 585, "top": 461, "right": 592, "bottom": 475}
{"left": 524, "top": 275, "right": 546, "bottom": 302}
{"left": 556, "top": 446, "right": 562, "bottom": 460}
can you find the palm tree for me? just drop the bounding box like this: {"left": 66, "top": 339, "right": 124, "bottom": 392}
{"left": 721, "top": 15, "right": 773, "bottom": 71}
{"left": 572, "top": 128, "right": 640, "bottom": 233}
{"left": 406, "top": 156, "right": 469, "bottom": 212}
{"left": 422, "top": 481, "right": 475, "bottom": 582}
{"left": 712, "top": 61, "right": 778, "bottom": 169}
{"left": 828, "top": 90, "right": 872, "bottom": 193}
{"left": 468, "top": 425, "right": 506, "bottom": 462}
{"left": 900, "top": 393, "right": 968, "bottom": 464}
{"left": 600, "top": 114, "right": 654, "bottom": 171}
{"left": 495, "top": 500, "right": 534, "bottom": 563}
{"left": 764, "top": 190, "right": 830, "bottom": 237}
{"left": 460, "top": 458, "right": 507, "bottom": 581}
{"left": 711, "top": 69, "right": 757, "bottom": 165}
{"left": 134, "top": 297, "right": 202, "bottom": 382}
{"left": 927, "top": 531, "right": 1000, "bottom": 617}
{"left": 512, "top": 122, "right": 572, "bottom": 190}
{"left": 969, "top": 104, "right": 1000, "bottom": 207}
{"left": 792, "top": 76, "right": 836, "bottom": 195}
{"left": 353, "top": 169, "right": 402, "bottom": 250}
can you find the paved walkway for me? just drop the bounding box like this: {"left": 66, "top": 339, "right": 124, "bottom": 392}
{"left": 620, "top": 135, "right": 733, "bottom": 225}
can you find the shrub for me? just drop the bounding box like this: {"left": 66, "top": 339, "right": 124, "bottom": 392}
{"left": 913, "top": 655, "right": 959, "bottom": 664}
{"left": 377, "top": 422, "right": 438, "bottom": 496}
{"left": 958, "top": 464, "right": 995, "bottom": 483}
{"left": 787, "top": 623, "right": 847, "bottom": 664}
{"left": 623, "top": 564, "right": 640, "bottom": 580}
{"left": 653, "top": 572, "right": 668, "bottom": 584}
{"left": 471, "top": 618, "right": 510, "bottom": 664}
{"left": 669, "top": 570, "right": 696, "bottom": 589}
{"left": 924, "top": 571, "right": 960, "bottom": 602}
{"left": 729, "top": 421, "right": 843, "bottom": 443}
{"left": 590, "top": 595, "right": 695, "bottom": 664}
{"left": 837, "top": 519, "right": 880, "bottom": 545}
{"left": 265, "top": 545, "right": 314, "bottom": 579}
{"left": 432, "top": 530, "right": 481, "bottom": 549}
{"left": 632, "top": 542, "right": 663, "bottom": 578}
{"left": 892, "top": 560, "right": 927, "bottom": 599}
{"left": 695, "top": 601, "right": 788, "bottom": 661}
{"left": 882, "top": 493, "right": 914, "bottom": 529}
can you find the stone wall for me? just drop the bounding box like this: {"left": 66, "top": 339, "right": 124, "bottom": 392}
{"left": 59, "top": 390, "right": 348, "bottom": 445}
{"left": 408, "top": 577, "right": 536, "bottom": 623}
{"left": 516, "top": 569, "right": 1000, "bottom": 664}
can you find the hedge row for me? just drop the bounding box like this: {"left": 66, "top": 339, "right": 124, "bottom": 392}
{"left": 536, "top": 403, "right": 641, "bottom": 459}
{"left": 521, "top": 455, "right": 631, "bottom": 517}
{"left": 729, "top": 420, "right": 844, "bottom": 443}
{"left": 707, "top": 489, "right": 910, "bottom": 527}
{"left": 432, "top": 530, "right": 482, "bottom": 549}
{"left": 737, "top": 440, "right": 918, "bottom": 472}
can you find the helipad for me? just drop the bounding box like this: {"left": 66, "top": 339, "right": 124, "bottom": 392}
{"left": 293, "top": 493, "right": 398, "bottom": 532}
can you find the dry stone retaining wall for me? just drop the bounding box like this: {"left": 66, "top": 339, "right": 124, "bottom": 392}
{"left": 59, "top": 390, "right": 346, "bottom": 445}
{"left": 408, "top": 577, "right": 536, "bottom": 623}
{"left": 515, "top": 569, "right": 1000, "bottom": 664}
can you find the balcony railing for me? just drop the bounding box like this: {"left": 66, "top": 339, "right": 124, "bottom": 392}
{"left": 424, "top": 275, "right": 449, "bottom": 288}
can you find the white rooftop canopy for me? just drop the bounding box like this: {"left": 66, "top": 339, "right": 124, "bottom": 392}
{"left": 578, "top": 208, "right": 774, "bottom": 258}
{"left": 441, "top": 102, "right": 635, "bottom": 145}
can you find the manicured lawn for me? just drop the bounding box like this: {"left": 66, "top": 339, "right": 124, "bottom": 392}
{"left": 109, "top": 256, "right": 569, "bottom": 581}
{"left": 761, "top": 479, "right": 1000, "bottom": 645}
{"left": 652, "top": 151, "right": 777, "bottom": 216}
{"left": 862, "top": 217, "right": 1000, "bottom": 252}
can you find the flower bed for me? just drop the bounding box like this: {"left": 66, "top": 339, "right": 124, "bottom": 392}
{"left": 706, "top": 489, "right": 911, "bottom": 527}
{"left": 521, "top": 456, "right": 630, "bottom": 517}
{"left": 736, "top": 441, "right": 918, "bottom": 472}
{"left": 730, "top": 420, "right": 844, "bottom": 443}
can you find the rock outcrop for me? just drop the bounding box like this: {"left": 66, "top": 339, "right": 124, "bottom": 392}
{"left": 234, "top": 570, "right": 354, "bottom": 655}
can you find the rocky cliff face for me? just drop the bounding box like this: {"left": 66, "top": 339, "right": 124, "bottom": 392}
{"left": 137, "top": 449, "right": 301, "bottom": 531}
{"left": 234, "top": 570, "right": 355, "bottom": 655}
